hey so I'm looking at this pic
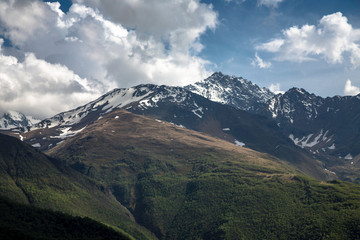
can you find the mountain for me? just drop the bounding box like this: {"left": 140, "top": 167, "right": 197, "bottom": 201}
{"left": 255, "top": 88, "right": 360, "bottom": 182}
{"left": 121, "top": 85, "right": 329, "bottom": 180}
{"left": 4, "top": 72, "right": 358, "bottom": 181}
{"left": 0, "top": 111, "right": 40, "bottom": 130}
{"left": 12, "top": 84, "right": 329, "bottom": 180}
{"left": 46, "top": 108, "right": 360, "bottom": 240}
{"left": 183, "top": 73, "right": 360, "bottom": 182}
{"left": 2, "top": 91, "right": 360, "bottom": 238}
{"left": 0, "top": 133, "right": 156, "bottom": 240}
{"left": 259, "top": 88, "right": 360, "bottom": 158}
{"left": 185, "top": 72, "right": 274, "bottom": 111}
{"left": 6, "top": 86, "right": 158, "bottom": 149}
{"left": 0, "top": 196, "right": 132, "bottom": 240}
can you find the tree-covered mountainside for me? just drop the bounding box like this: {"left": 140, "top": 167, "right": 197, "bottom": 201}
{"left": 0, "top": 133, "right": 156, "bottom": 240}
{"left": 47, "top": 109, "right": 360, "bottom": 239}
{"left": 0, "top": 196, "right": 133, "bottom": 240}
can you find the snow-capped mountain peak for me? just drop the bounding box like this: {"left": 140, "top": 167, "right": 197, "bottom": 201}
{"left": 185, "top": 72, "right": 274, "bottom": 111}
{"left": 6, "top": 110, "right": 26, "bottom": 122}
{"left": 261, "top": 87, "right": 324, "bottom": 124}
{"left": 0, "top": 111, "right": 40, "bottom": 130}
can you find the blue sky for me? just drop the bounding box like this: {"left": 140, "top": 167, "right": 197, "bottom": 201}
{"left": 0, "top": 0, "right": 359, "bottom": 117}
{"left": 199, "top": 0, "right": 360, "bottom": 96}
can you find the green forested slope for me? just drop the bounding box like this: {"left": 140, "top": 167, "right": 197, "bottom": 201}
{"left": 0, "top": 133, "right": 156, "bottom": 240}
{"left": 0, "top": 196, "right": 133, "bottom": 240}
{"left": 47, "top": 109, "right": 360, "bottom": 239}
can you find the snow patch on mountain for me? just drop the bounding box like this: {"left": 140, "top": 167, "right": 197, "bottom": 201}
{"left": 169, "top": 122, "right": 186, "bottom": 128}
{"left": 324, "top": 168, "right": 336, "bottom": 175}
{"left": 289, "top": 130, "right": 332, "bottom": 149}
{"left": 235, "top": 140, "right": 245, "bottom": 147}
{"left": 50, "top": 127, "right": 86, "bottom": 139}
{"left": 328, "top": 143, "right": 336, "bottom": 150}
{"left": 32, "top": 143, "right": 41, "bottom": 148}
{"left": 268, "top": 98, "right": 278, "bottom": 118}
{"left": 192, "top": 107, "right": 203, "bottom": 118}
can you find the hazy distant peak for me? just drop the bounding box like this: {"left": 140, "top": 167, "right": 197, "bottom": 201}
{"left": 0, "top": 111, "right": 40, "bottom": 130}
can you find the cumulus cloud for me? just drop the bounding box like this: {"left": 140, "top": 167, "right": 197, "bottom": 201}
{"left": 0, "top": 0, "right": 48, "bottom": 45}
{"left": 256, "top": 39, "right": 284, "bottom": 52}
{"left": 251, "top": 53, "right": 271, "bottom": 68}
{"left": 256, "top": 12, "right": 360, "bottom": 68}
{"left": 269, "top": 83, "right": 284, "bottom": 94}
{"left": 0, "top": 0, "right": 218, "bottom": 117}
{"left": 0, "top": 39, "right": 100, "bottom": 118}
{"left": 257, "top": 0, "right": 284, "bottom": 7}
{"left": 72, "top": 0, "right": 217, "bottom": 56}
{"left": 344, "top": 79, "right": 360, "bottom": 96}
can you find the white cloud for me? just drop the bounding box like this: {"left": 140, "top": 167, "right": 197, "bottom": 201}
{"left": 256, "top": 12, "right": 360, "bottom": 68}
{"left": 72, "top": 0, "right": 217, "bottom": 54}
{"left": 344, "top": 79, "right": 360, "bottom": 96}
{"left": 256, "top": 39, "right": 284, "bottom": 52}
{"left": 251, "top": 53, "right": 272, "bottom": 68}
{"left": 0, "top": 0, "right": 48, "bottom": 45}
{"left": 269, "top": 83, "right": 284, "bottom": 94}
{"left": 0, "top": 0, "right": 218, "bottom": 117}
{"left": 258, "top": 0, "right": 284, "bottom": 7}
{"left": 0, "top": 40, "right": 100, "bottom": 118}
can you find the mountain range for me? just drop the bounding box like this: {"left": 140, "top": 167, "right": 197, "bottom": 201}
{"left": 187, "top": 73, "right": 360, "bottom": 168}
{"left": 1, "top": 83, "right": 327, "bottom": 179}
{"left": 3, "top": 72, "right": 358, "bottom": 181}
{"left": 1, "top": 108, "right": 360, "bottom": 239}
{"left": 1, "top": 72, "right": 360, "bottom": 239}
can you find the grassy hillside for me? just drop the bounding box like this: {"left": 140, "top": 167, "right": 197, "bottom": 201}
{"left": 0, "top": 133, "right": 156, "bottom": 240}
{"left": 0, "top": 196, "right": 132, "bottom": 240}
{"left": 125, "top": 89, "right": 329, "bottom": 180}
{"left": 48, "top": 109, "right": 360, "bottom": 239}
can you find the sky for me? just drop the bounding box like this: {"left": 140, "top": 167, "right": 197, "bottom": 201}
{"left": 0, "top": 0, "right": 360, "bottom": 118}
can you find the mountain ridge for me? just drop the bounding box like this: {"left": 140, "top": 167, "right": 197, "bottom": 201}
{"left": 5, "top": 83, "right": 330, "bottom": 180}
{"left": 2, "top": 72, "right": 359, "bottom": 181}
